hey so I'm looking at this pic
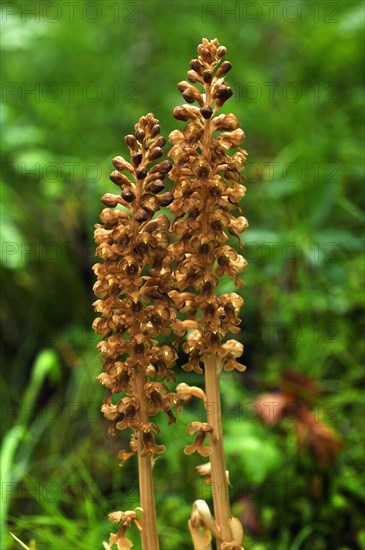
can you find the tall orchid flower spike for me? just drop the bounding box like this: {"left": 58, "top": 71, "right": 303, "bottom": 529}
{"left": 168, "top": 38, "right": 248, "bottom": 549}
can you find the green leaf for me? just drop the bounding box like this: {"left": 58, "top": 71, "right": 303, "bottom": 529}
{"left": 225, "top": 423, "right": 281, "bottom": 484}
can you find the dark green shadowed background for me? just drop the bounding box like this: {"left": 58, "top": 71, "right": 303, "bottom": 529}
{"left": 1, "top": 1, "right": 364, "bottom": 549}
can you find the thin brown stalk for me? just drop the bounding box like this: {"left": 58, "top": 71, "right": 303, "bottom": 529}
{"left": 134, "top": 364, "right": 159, "bottom": 550}
{"left": 202, "top": 76, "right": 231, "bottom": 549}
{"left": 204, "top": 354, "right": 232, "bottom": 547}
{"left": 201, "top": 77, "right": 232, "bottom": 547}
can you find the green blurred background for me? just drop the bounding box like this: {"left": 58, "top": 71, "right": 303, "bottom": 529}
{"left": 1, "top": 1, "right": 364, "bottom": 549}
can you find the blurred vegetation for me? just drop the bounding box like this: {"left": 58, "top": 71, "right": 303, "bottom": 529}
{"left": 1, "top": 0, "right": 364, "bottom": 549}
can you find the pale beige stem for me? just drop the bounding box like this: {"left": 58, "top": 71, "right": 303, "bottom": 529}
{"left": 201, "top": 75, "right": 232, "bottom": 547}
{"left": 204, "top": 354, "right": 232, "bottom": 548}
{"left": 134, "top": 364, "right": 159, "bottom": 550}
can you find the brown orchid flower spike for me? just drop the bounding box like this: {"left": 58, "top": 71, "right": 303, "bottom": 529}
{"left": 168, "top": 38, "right": 248, "bottom": 550}
{"left": 93, "top": 114, "right": 179, "bottom": 550}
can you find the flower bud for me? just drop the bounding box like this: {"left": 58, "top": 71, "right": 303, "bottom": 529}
{"left": 157, "top": 160, "right": 172, "bottom": 175}
{"left": 202, "top": 70, "right": 212, "bottom": 84}
{"left": 182, "top": 89, "right": 197, "bottom": 104}
{"left": 189, "top": 59, "right": 203, "bottom": 74}
{"left": 213, "top": 86, "right": 233, "bottom": 102}
{"left": 131, "top": 152, "right": 143, "bottom": 167}
{"left": 124, "top": 134, "right": 137, "bottom": 149}
{"left": 136, "top": 167, "right": 148, "bottom": 180}
{"left": 177, "top": 81, "right": 190, "bottom": 93}
{"left": 109, "top": 170, "right": 132, "bottom": 187}
{"left": 101, "top": 193, "right": 121, "bottom": 207}
{"left": 153, "top": 136, "right": 166, "bottom": 148}
{"left": 198, "top": 45, "right": 212, "bottom": 64}
{"left": 158, "top": 192, "right": 174, "bottom": 206}
{"left": 148, "top": 147, "right": 163, "bottom": 161}
{"left": 187, "top": 70, "right": 200, "bottom": 83}
{"left": 173, "top": 105, "right": 201, "bottom": 121}
{"left": 216, "top": 61, "right": 232, "bottom": 77}
{"left": 150, "top": 124, "right": 160, "bottom": 137}
{"left": 135, "top": 128, "right": 145, "bottom": 141}
{"left": 121, "top": 188, "right": 135, "bottom": 203}
{"left": 173, "top": 106, "right": 190, "bottom": 121}
{"left": 200, "top": 106, "right": 213, "bottom": 119}
{"left": 112, "top": 156, "right": 133, "bottom": 172}
{"left": 146, "top": 179, "right": 165, "bottom": 193}
{"left": 217, "top": 45, "right": 227, "bottom": 57}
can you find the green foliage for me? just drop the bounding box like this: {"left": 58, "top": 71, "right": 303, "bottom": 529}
{"left": 1, "top": 0, "right": 364, "bottom": 548}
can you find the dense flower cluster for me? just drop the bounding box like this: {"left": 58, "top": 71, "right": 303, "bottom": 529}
{"left": 93, "top": 113, "right": 178, "bottom": 459}
{"left": 94, "top": 39, "right": 247, "bottom": 550}
{"left": 168, "top": 38, "right": 248, "bottom": 375}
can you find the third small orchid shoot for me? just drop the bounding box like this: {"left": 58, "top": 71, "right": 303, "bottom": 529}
{"left": 93, "top": 38, "right": 248, "bottom": 550}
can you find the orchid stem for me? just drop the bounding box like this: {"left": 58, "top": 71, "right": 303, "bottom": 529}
{"left": 204, "top": 353, "right": 232, "bottom": 548}
{"left": 134, "top": 365, "right": 160, "bottom": 550}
